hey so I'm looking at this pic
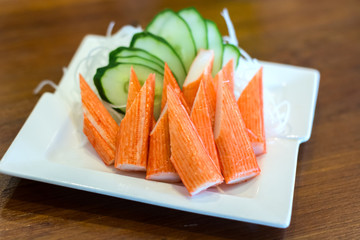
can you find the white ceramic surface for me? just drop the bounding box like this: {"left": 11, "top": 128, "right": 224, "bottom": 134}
{"left": 0, "top": 35, "right": 320, "bottom": 228}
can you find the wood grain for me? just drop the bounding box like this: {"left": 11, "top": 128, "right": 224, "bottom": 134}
{"left": 1, "top": 0, "right": 359, "bottom": 239}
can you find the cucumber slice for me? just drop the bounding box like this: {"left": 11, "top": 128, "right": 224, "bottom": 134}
{"left": 178, "top": 7, "right": 208, "bottom": 52}
{"left": 130, "top": 32, "right": 186, "bottom": 87}
{"left": 222, "top": 43, "right": 241, "bottom": 68}
{"left": 94, "top": 63, "right": 163, "bottom": 118}
{"left": 205, "top": 19, "right": 223, "bottom": 76}
{"left": 146, "top": 9, "right": 196, "bottom": 72}
{"left": 109, "top": 47, "right": 164, "bottom": 67}
{"left": 113, "top": 56, "right": 164, "bottom": 74}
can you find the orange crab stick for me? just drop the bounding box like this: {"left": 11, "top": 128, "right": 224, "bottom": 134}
{"left": 126, "top": 67, "right": 156, "bottom": 128}
{"left": 161, "top": 63, "right": 190, "bottom": 114}
{"left": 146, "top": 105, "right": 180, "bottom": 182}
{"left": 214, "top": 59, "right": 234, "bottom": 93}
{"left": 190, "top": 80, "right": 221, "bottom": 173}
{"left": 167, "top": 86, "right": 223, "bottom": 196}
{"left": 214, "top": 75, "right": 260, "bottom": 184}
{"left": 115, "top": 74, "right": 155, "bottom": 171}
{"left": 83, "top": 115, "right": 115, "bottom": 165}
{"left": 237, "top": 67, "right": 266, "bottom": 155}
{"left": 114, "top": 67, "right": 142, "bottom": 149}
{"left": 126, "top": 66, "right": 141, "bottom": 109}
{"left": 182, "top": 49, "right": 214, "bottom": 109}
{"left": 79, "top": 74, "right": 119, "bottom": 165}
{"left": 209, "top": 60, "right": 234, "bottom": 128}
{"left": 203, "top": 72, "right": 217, "bottom": 128}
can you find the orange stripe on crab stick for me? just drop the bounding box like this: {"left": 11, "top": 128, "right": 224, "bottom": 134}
{"left": 83, "top": 115, "right": 115, "bottom": 165}
{"left": 79, "top": 74, "right": 118, "bottom": 165}
{"left": 237, "top": 67, "right": 266, "bottom": 155}
{"left": 115, "top": 74, "right": 155, "bottom": 171}
{"left": 146, "top": 105, "right": 180, "bottom": 182}
{"left": 80, "top": 74, "right": 119, "bottom": 143}
{"left": 127, "top": 66, "right": 156, "bottom": 129}
{"left": 214, "top": 76, "right": 260, "bottom": 184}
{"left": 182, "top": 49, "right": 214, "bottom": 109}
{"left": 183, "top": 75, "right": 202, "bottom": 109}
{"left": 203, "top": 73, "right": 217, "bottom": 128}
{"left": 147, "top": 70, "right": 181, "bottom": 182}
{"left": 161, "top": 63, "right": 190, "bottom": 114}
{"left": 167, "top": 86, "right": 223, "bottom": 196}
{"left": 190, "top": 80, "right": 221, "bottom": 174}
{"left": 214, "top": 59, "right": 234, "bottom": 94}
{"left": 126, "top": 66, "right": 142, "bottom": 110}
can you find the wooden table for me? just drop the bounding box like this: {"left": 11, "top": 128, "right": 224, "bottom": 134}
{"left": 1, "top": 0, "right": 359, "bottom": 239}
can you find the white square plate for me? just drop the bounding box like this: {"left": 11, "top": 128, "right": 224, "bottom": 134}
{"left": 0, "top": 35, "right": 319, "bottom": 228}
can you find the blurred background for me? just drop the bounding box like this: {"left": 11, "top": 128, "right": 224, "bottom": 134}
{"left": 0, "top": 0, "right": 359, "bottom": 239}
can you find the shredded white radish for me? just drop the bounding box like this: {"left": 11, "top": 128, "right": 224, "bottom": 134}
{"left": 106, "top": 21, "right": 116, "bottom": 38}
{"left": 239, "top": 49, "right": 253, "bottom": 62}
{"left": 33, "top": 80, "right": 58, "bottom": 94}
{"left": 263, "top": 89, "right": 291, "bottom": 137}
{"left": 221, "top": 9, "right": 291, "bottom": 138}
{"left": 221, "top": 7, "right": 261, "bottom": 99}
{"left": 71, "top": 23, "right": 143, "bottom": 125}
{"left": 33, "top": 79, "right": 74, "bottom": 110}
{"left": 73, "top": 45, "right": 124, "bottom": 124}
{"left": 74, "top": 46, "right": 109, "bottom": 81}
{"left": 34, "top": 14, "right": 291, "bottom": 141}
{"left": 221, "top": 8, "right": 238, "bottom": 46}
{"left": 233, "top": 58, "right": 262, "bottom": 99}
{"left": 221, "top": 8, "right": 252, "bottom": 62}
{"left": 31, "top": 23, "right": 141, "bottom": 148}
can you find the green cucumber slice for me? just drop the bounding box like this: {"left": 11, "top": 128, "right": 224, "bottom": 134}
{"left": 178, "top": 7, "right": 208, "bottom": 52}
{"left": 94, "top": 63, "right": 163, "bottom": 118}
{"left": 222, "top": 43, "right": 241, "bottom": 68}
{"left": 113, "top": 56, "right": 164, "bottom": 74}
{"left": 205, "top": 19, "right": 223, "bottom": 76}
{"left": 130, "top": 32, "right": 186, "bottom": 87}
{"left": 146, "top": 9, "right": 196, "bottom": 72}
{"left": 109, "top": 47, "right": 164, "bottom": 67}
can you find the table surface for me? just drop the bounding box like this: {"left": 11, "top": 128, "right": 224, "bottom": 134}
{"left": 1, "top": 0, "right": 359, "bottom": 239}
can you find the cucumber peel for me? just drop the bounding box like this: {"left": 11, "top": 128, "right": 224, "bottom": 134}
{"left": 130, "top": 31, "right": 186, "bottom": 86}
{"left": 94, "top": 62, "right": 163, "bottom": 118}
{"left": 109, "top": 47, "right": 164, "bottom": 67}
{"left": 222, "top": 43, "right": 241, "bottom": 68}
{"left": 178, "top": 7, "right": 208, "bottom": 52}
{"left": 146, "top": 9, "right": 196, "bottom": 72}
{"left": 205, "top": 19, "right": 224, "bottom": 76}
{"left": 113, "top": 55, "right": 164, "bottom": 74}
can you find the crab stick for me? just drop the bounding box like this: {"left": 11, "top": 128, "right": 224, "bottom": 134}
{"left": 79, "top": 74, "right": 119, "bottom": 165}
{"left": 161, "top": 63, "right": 190, "bottom": 114}
{"left": 167, "top": 86, "right": 223, "bottom": 196}
{"left": 126, "top": 66, "right": 156, "bottom": 128}
{"left": 202, "top": 72, "right": 217, "bottom": 128}
{"left": 182, "top": 49, "right": 214, "bottom": 108}
{"left": 214, "top": 59, "right": 234, "bottom": 93}
{"left": 209, "top": 60, "right": 234, "bottom": 128}
{"left": 237, "top": 67, "right": 266, "bottom": 155}
{"left": 190, "top": 80, "right": 221, "bottom": 173}
{"left": 83, "top": 115, "right": 115, "bottom": 165}
{"left": 115, "top": 74, "right": 155, "bottom": 171}
{"left": 126, "top": 66, "right": 142, "bottom": 110}
{"left": 146, "top": 105, "right": 180, "bottom": 182}
{"left": 214, "top": 75, "right": 260, "bottom": 184}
